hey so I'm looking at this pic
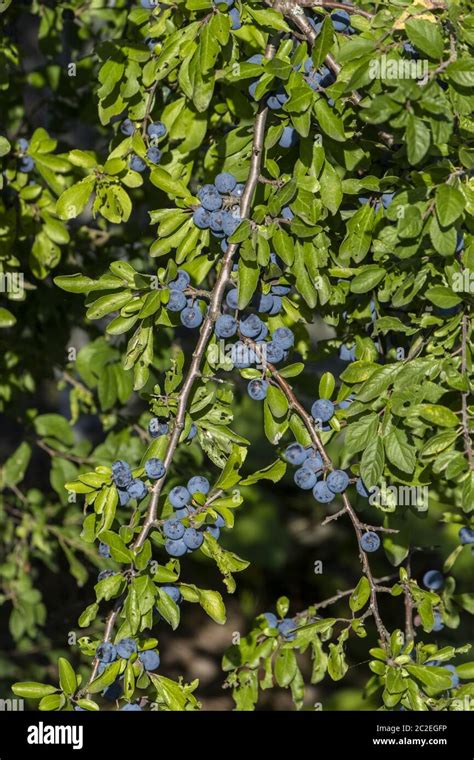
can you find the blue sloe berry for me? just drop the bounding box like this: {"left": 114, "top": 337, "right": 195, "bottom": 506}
{"left": 96, "top": 642, "right": 117, "bottom": 663}
{"left": 188, "top": 476, "right": 210, "bottom": 495}
{"left": 116, "top": 638, "right": 137, "bottom": 659}
{"left": 327, "top": 469, "right": 350, "bottom": 494}
{"left": 284, "top": 442, "right": 308, "bottom": 466}
{"left": 127, "top": 479, "right": 148, "bottom": 501}
{"left": 272, "top": 327, "right": 294, "bottom": 350}
{"left": 163, "top": 518, "right": 185, "bottom": 540}
{"left": 360, "top": 531, "right": 381, "bottom": 553}
{"left": 311, "top": 398, "right": 334, "bottom": 422}
{"left": 139, "top": 649, "right": 160, "bottom": 671}
{"left": 148, "top": 417, "right": 169, "bottom": 438}
{"left": 247, "top": 378, "right": 268, "bottom": 400}
{"left": 181, "top": 304, "right": 203, "bottom": 328}
{"left": 294, "top": 467, "right": 317, "bottom": 490}
{"left": 313, "top": 481, "right": 335, "bottom": 503}
{"left": 165, "top": 538, "right": 187, "bottom": 557}
{"left": 423, "top": 570, "right": 444, "bottom": 590}
{"left": 215, "top": 172, "right": 237, "bottom": 194}
{"left": 169, "top": 269, "right": 190, "bottom": 290}
{"left": 169, "top": 486, "right": 190, "bottom": 508}
{"left": 167, "top": 289, "right": 187, "bottom": 312}
{"left": 183, "top": 527, "right": 204, "bottom": 550}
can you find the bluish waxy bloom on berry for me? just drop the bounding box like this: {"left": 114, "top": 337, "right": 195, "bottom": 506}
{"left": 432, "top": 611, "right": 444, "bottom": 632}
{"left": 423, "top": 570, "right": 444, "bottom": 590}
{"left": 198, "top": 184, "right": 222, "bottom": 211}
{"left": 120, "top": 119, "right": 135, "bottom": 136}
{"left": 215, "top": 314, "right": 237, "bottom": 338}
{"left": 222, "top": 211, "right": 241, "bottom": 236}
{"left": 183, "top": 527, "right": 204, "bottom": 550}
{"left": 98, "top": 569, "right": 116, "bottom": 582}
{"left": 209, "top": 210, "right": 225, "bottom": 232}
{"left": 240, "top": 314, "right": 263, "bottom": 338}
{"left": 169, "top": 269, "right": 190, "bottom": 291}
{"left": 229, "top": 7, "right": 241, "bottom": 29}
{"left": 360, "top": 531, "right": 380, "bottom": 553}
{"left": 161, "top": 584, "right": 181, "bottom": 604}
{"left": 313, "top": 481, "right": 335, "bottom": 504}
{"left": 74, "top": 706, "right": 85, "bottom": 711}
{"left": 278, "top": 618, "right": 297, "bottom": 641}
{"left": 284, "top": 442, "right": 308, "bottom": 466}
{"left": 327, "top": 469, "right": 350, "bottom": 494}
{"left": 187, "top": 423, "right": 197, "bottom": 441}
{"left": 381, "top": 192, "right": 394, "bottom": 208}
{"left": 146, "top": 146, "right": 162, "bottom": 164}
{"left": 272, "top": 327, "right": 294, "bottom": 350}
{"left": 247, "top": 378, "right": 268, "bottom": 400}
{"left": 256, "top": 293, "right": 274, "bottom": 313}
{"left": 117, "top": 488, "right": 130, "bottom": 507}
{"left": 302, "top": 449, "right": 323, "bottom": 473}
{"left": 294, "top": 467, "right": 317, "bottom": 490}
{"left": 193, "top": 206, "right": 211, "bottom": 229}
{"left": 278, "top": 126, "right": 298, "bottom": 149}
{"left": 165, "top": 538, "right": 187, "bottom": 557}
{"left": 112, "top": 460, "right": 132, "bottom": 489}
{"left": 144, "top": 36, "right": 159, "bottom": 51}
{"left": 338, "top": 396, "right": 355, "bottom": 410}
{"left": 128, "top": 478, "right": 148, "bottom": 501}
{"left": 266, "top": 341, "right": 284, "bottom": 364}
{"left": 233, "top": 182, "right": 244, "bottom": 197}
{"left": 263, "top": 612, "right": 278, "bottom": 628}
{"left": 207, "top": 525, "right": 220, "bottom": 540}
{"left": 169, "top": 486, "right": 190, "bottom": 509}
{"left": 226, "top": 288, "right": 239, "bottom": 309}
{"left": 231, "top": 341, "right": 256, "bottom": 369}
{"left": 268, "top": 295, "right": 282, "bottom": 315}
{"left": 129, "top": 154, "right": 146, "bottom": 172}
{"left": 144, "top": 458, "right": 165, "bottom": 480}
{"left": 148, "top": 417, "right": 169, "bottom": 438}
{"left": 215, "top": 172, "right": 237, "bottom": 194}
{"left": 167, "top": 289, "right": 187, "bottom": 312}
{"left": 147, "top": 120, "right": 167, "bottom": 139}
{"left": 339, "top": 343, "right": 356, "bottom": 362}
{"left": 356, "top": 478, "right": 370, "bottom": 498}
{"left": 121, "top": 703, "right": 142, "bottom": 711}
{"left": 139, "top": 649, "right": 160, "bottom": 671}
{"left": 96, "top": 642, "right": 117, "bottom": 663}
{"left": 116, "top": 638, "right": 138, "bottom": 659}
{"left": 281, "top": 206, "right": 294, "bottom": 220}
{"left": 331, "top": 10, "right": 351, "bottom": 31}
{"left": 99, "top": 542, "right": 111, "bottom": 559}
{"left": 459, "top": 527, "right": 474, "bottom": 545}
{"left": 18, "top": 155, "right": 35, "bottom": 173}
{"left": 141, "top": 0, "right": 159, "bottom": 8}
{"left": 181, "top": 304, "right": 203, "bottom": 328}
{"left": 444, "top": 664, "right": 459, "bottom": 688}
{"left": 271, "top": 284, "right": 291, "bottom": 296}
{"left": 214, "top": 514, "right": 225, "bottom": 528}
{"left": 17, "top": 137, "right": 29, "bottom": 151}
{"left": 188, "top": 475, "right": 210, "bottom": 495}
{"left": 163, "top": 518, "right": 185, "bottom": 540}
{"left": 311, "top": 398, "right": 334, "bottom": 423}
{"left": 255, "top": 323, "right": 268, "bottom": 341}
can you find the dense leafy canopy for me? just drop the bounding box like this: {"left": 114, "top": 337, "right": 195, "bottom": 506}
{"left": 1, "top": 0, "right": 474, "bottom": 712}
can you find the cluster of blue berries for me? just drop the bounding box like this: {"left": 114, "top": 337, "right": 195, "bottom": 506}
{"left": 193, "top": 172, "right": 243, "bottom": 251}
{"left": 111, "top": 457, "right": 165, "bottom": 505}
{"left": 284, "top": 441, "right": 351, "bottom": 504}
{"left": 308, "top": 9, "right": 353, "bottom": 35}
{"left": 263, "top": 612, "right": 297, "bottom": 641}
{"left": 147, "top": 416, "right": 197, "bottom": 442}
{"left": 96, "top": 637, "right": 160, "bottom": 674}
{"left": 163, "top": 476, "right": 224, "bottom": 557}
{"left": 246, "top": 54, "right": 289, "bottom": 110}
{"left": 165, "top": 268, "right": 206, "bottom": 328}
{"left": 16, "top": 138, "right": 35, "bottom": 173}
{"left": 120, "top": 119, "right": 167, "bottom": 171}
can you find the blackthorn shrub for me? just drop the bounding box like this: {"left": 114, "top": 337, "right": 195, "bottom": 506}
{"left": 5, "top": 0, "right": 473, "bottom": 716}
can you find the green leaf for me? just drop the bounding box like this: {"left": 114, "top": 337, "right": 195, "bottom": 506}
{"left": 426, "top": 286, "right": 461, "bottom": 309}
{"left": 237, "top": 258, "right": 260, "bottom": 309}
{"left": 360, "top": 437, "right": 385, "bottom": 488}
{"left": 435, "top": 185, "right": 465, "bottom": 227}
{"left": 275, "top": 648, "right": 297, "bottom": 687}
{"left": 319, "top": 372, "right": 335, "bottom": 400}
{"left": 240, "top": 459, "right": 286, "bottom": 485}
{"left": 56, "top": 177, "right": 95, "bottom": 220}
{"left": 312, "top": 16, "right": 334, "bottom": 68}
{"left": 405, "top": 664, "right": 452, "bottom": 692}
{"left": 350, "top": 267, "right": 386, "bottom": 294}
{"left": 199, "top": 589, "right": 226, "bottom": 624}
{"left": 314, "top": 99, "right": 345, "bottom": 142}
{"left": 406, "top": 115, "right": 430, "bottom": 165}
{"left": 12, "top": 682, "right": 58, "bottom": 699}
{"left": 384, "top": 429, "right": 416, "bottom": 474}
{"left": 1, "top": 442, "right": 31, "bottom": 488}
{"left": 418, "top": 404, "right": 459, "bottom": 428}
{"left": 345, "top": 413, "right": 379, "bottom": 454}
{"left": 405, "top": 18, "right": 444, "bottom": 60}
{"left": 100, "top": 530, "right": 134, "bottom": 563}
{"left": 446, "top": 59, "right": 474, "bottom": 87}
{"left": 349, "top": 577, "right": 371, "bottom": 612}
{"left": 0, "top": 307, "right": 16, "bottom": 328}
{"left": 58, "top": 657, "right": 77, "bottom": 696}
{"left": 266, "top": 384, "right": 288, "bottom": 418}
